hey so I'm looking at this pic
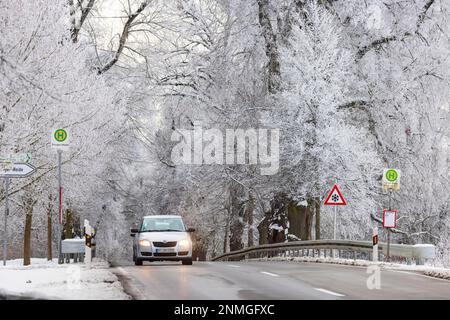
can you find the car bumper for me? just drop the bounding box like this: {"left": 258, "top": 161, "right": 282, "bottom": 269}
{"left": 136, "top": 247, "right": 192, "bottom": 260}
{"left": 139, "top": 256, "right": 192, "bottom": 262}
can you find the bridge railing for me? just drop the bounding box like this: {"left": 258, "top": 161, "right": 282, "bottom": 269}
{"left": 212, "top": 240, "right": 435, "bottom": 264}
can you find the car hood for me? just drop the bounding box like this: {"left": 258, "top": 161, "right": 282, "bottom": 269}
{"left": 138, "top": 232, "right": 189, "bottom": 242}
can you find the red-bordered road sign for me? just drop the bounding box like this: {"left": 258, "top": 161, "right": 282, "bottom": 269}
{"left": 324, "top": 184, "right": 347, "bottom": 206}
{"left": 383, "top": 210, "right": 397, "bottom": 228}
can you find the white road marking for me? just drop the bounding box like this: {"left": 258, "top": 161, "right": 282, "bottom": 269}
{"left": 227, "top": 264, "right": 241, "bottom": 268}
{"left": 261, "top": 271, "right": 279, "bottom": 277}
{"left": 314, "top": 288, "right": 345, "bottom": 297}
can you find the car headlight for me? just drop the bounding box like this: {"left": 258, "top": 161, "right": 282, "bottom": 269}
{"left": 139, "top": 240, "right": 151, "bottom": 247}
{"left": 178, "top": 239, "right": 191, "bottom": 250}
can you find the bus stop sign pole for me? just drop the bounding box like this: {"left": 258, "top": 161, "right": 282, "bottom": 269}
{"left": 3, "top": 178, "right": 10, "bottom": 266}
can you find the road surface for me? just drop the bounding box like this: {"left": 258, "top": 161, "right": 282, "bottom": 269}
{"left": 114, "top": 261, "right": 450, "bottom": 300}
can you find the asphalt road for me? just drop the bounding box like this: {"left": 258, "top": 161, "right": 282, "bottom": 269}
{"left": 114, "top": 260, "right": 450, "bottom": 300}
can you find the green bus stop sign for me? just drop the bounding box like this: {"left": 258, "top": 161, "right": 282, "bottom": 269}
{"left": 385, "top": 169, "right": 398, "bottom": 182}
{"left": 54, "top": 129, "right": 68, "bottom": 142}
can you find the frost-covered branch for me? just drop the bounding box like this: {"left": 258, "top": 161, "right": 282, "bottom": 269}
{"left": 69, "top": 0, "right": 96, "bottom": 42}
{"left": 97, "top": 0, "right": 151, "bottom": 74}
{"left": 357, "top": 0, "right": 435, "bottom": 59}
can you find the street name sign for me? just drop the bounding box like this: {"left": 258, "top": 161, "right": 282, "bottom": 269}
{"left": 0, "top": 153, "right": 31, "bottom": 164}
{"left": 0, "top": 163, "right": 36, "bottom": 178}
{"left": 324, "top": 184, "right": 347, "bottom": 206}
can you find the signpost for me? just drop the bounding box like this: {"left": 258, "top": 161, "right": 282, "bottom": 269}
{"left": 324, "top": 183, "right": 347, "bottom": 258}
{"left": 51, "top": 128, "right": 70, "bottom": 264}
{"left": 382, "top": 168, "right": 400, "bottom": 262}
{"left": 324, "top": 184, "right": 347, "bottom": 238}
{"left": 1, "top": 161, "right": 36, "bottom": 266}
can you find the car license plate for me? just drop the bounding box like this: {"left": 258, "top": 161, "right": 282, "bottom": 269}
{"left": 155, "top": 248, "right": 175, "bottom": 253}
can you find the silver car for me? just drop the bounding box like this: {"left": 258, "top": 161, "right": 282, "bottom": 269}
{"left": 131, "top": 215, "right": 195, "bottom": 266}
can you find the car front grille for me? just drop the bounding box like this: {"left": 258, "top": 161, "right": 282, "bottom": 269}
{"left": 141, "top": 252, "right": 153, "bottom": 256}
{"left": 154, "top": 252, "right": 177, "bottom": 257}
{"left": 153, "top": 241, "right": 177, "bottom": 247}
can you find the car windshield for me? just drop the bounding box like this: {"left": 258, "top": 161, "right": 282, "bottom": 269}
{"left": 140, "top": 217, "right": 186, "bottom": 232}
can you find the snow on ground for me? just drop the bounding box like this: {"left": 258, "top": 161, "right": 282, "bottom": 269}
{"left": 249, "top": 256, "right": 450, "bottom": 280}
{"left": 0, "top": 258, "right": 130, "bottom": 300}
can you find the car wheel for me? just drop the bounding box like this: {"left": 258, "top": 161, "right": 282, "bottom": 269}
{"left": 135, "top": 258, "right": 143, "bottom": 266}
{"left": 182, "top": 259, "right": 193, "bottom": 265}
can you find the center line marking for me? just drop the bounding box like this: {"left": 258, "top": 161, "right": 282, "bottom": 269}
{"left": 315, "top": 288, "right": 345, "bottom": 297}
{"left": 227, "top": 265, "right": 241, "bottom": 268}
{"left": 261, "top": 271, "right": 279, "bottom": 277}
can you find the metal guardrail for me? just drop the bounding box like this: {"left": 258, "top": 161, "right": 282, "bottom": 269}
{"left": 212, "top": 240, "right": 435, "bottom": 264}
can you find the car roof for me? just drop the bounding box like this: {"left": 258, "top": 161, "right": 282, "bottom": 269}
{"left": 143, "top": 215, "right": 182, "bottom": 219}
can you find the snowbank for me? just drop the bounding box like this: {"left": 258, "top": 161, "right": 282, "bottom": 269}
{"left": 0, "top": 258, "right": 130, "bottom": 300}
{"left": 249, "top": 256, "right": 450, "bottom": 280}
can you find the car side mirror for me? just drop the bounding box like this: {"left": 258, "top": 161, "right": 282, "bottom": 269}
{"left": 187, "top": 228, "right": 196, "bottom": 233}
{"left": 131, "top": 228, "right": 139, "bottom": 234}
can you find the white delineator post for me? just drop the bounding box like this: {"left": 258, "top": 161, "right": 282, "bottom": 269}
{"left": 372, "top": 223, "right": 378, "bottom": 262}
{"left": 84, "top": 219, "right": 92, "bottom": 269}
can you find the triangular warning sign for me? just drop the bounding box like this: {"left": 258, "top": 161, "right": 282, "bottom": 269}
{"left": 324, "top": 184, "right": 347, "bottom": 206}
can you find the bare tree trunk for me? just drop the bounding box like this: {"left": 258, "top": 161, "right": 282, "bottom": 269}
{"left": 23, "top": 213, "right": 32, "bottom": 266}
{"left": 223, "top": 209, "right": 230, "bottom": 253}
{"left": 257, "top": 0, "right": 281, "bottom": 93}
{"left": 287, "top": 200, "right": 302, "bottom": 239}
{"left": 247, "top": 193, "right": 255, "bottom": 247}
{"left": 64, "top": 208, "right": 73, "bottom": 239}
{"left": 257, "top": 214, "right": 270, "bottom": 245}
{"left": 229, "top": 182, "right": 245, "bottom": 252}
{"left": 22, "top": 193, "right": 36, "bottom": 266}
{"left": 229, "top": 216, "right": 244, "bottom": 251}
{"left": 305, "top": 198, "right": 315, "bottom": 240}
{"left": 315, "top": 197, "right": 321, "bottom": 240}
